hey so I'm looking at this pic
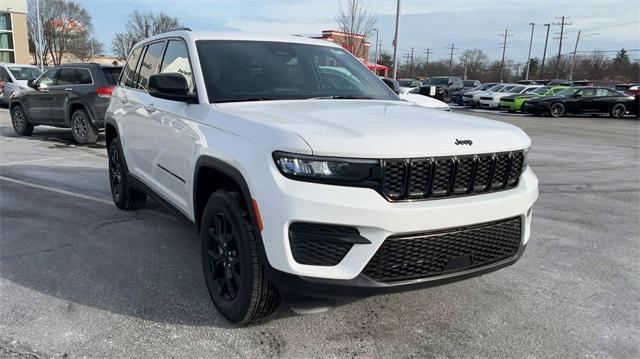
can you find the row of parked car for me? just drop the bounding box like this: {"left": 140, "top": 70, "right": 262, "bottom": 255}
{"left": 396, "top": 74, "right": 639, "bottom": 119}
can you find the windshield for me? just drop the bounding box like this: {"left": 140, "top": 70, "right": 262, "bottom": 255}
{"left": 7, "top": 66, "right": 42, "bottom": 80}
{"left": 196, "top": 40, "right": 397, "bottom": 103}
{"left": 463, "top": 80, "right": 476, "bottom": 87}
{"left": 423, "top": 77, "right": 449, "bottom": 85}
{"left": 487, "top": 84, "right": 505, "bottom": 92}
{"left": 507, "top": 86, "right": 526, "bottom": 93}
{"left": 530, "top": 86, "right": 550, "bottom": 95}
{"left": 555, "top": 88, "right": 580, "bottom": 97}
{"left": 398, "top": 79, "right": 416, "bottom": 87}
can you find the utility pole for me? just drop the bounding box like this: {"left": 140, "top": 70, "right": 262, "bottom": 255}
{"left": 515, "top": 63, "right": 521, "bottom": 80}
{"left": 423, "top": 48, "right": 433, "bottom": 78}
{"left": 498, "top": 29, "right": 512, "bottom": 82}
{"left": 35, "top": 0, "right": 44, "bottom": 70}
{"left": 525, "top": 23, "right": 535, "bottom": 80}
{"left": 372, "top": 28, "right": 379, "bottom": 75}
{"left": 392, "top": 0, "right": 401, "bottom": 79}
{"left": 462, "top": 51, "right": 469, "bottom": 79}
{"left": 446, "top": 43, "right": 457, "bottom": 74}
{"left": 569, "top": 30, "right": 581, "bottom": 81}
{"left": 540, "top": 23, "right": 550, "bottom": 79}
{"left": 553, "top": 16, "right": 572, "bottom": 78}
{"left": 409, "top": 47, "right": 414, "bottom": 78}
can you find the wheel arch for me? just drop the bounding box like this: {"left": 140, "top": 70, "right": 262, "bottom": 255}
{"left": 193, "top": 156, "right": 258, "bottom": 233}
{"left": 67, "top": 101, "right": 94, "bottom": 126}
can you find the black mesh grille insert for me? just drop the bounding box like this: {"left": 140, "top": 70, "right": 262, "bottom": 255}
{"left": 289, "top": 223, "right": 358, "bottom": 266}
{"left": 380, "top": 150, "right": 525, "bottom": 201}
{"left": 362, "top": 217, "right": 523, "bottom": 283}
{"left": 382, "top": 160, "right": 407, "bottom": 199}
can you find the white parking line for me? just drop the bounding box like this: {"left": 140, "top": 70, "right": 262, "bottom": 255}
{"left": 0, "top": 175, "right": 113, "bottom": 205}
{"left": 0, "top": 154, "right": 100, "bottom": 166}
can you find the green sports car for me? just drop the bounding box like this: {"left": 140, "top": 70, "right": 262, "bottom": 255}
{"left": 500, "top": 85, "right": 568, "bottom": 112}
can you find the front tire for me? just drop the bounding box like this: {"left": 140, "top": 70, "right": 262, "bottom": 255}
{"left": 201, "top": 190, "right": 280, "bottom": 324}
{"left": 71, "top": 109, "right": 98, "bottom": 144}
{"left": 11, "top": 105, "right": 34, "bottom": 136}
{"left": 108, "top": 138, "right": 147, "bottom": 210}
{"left": 610, "top": 103, "right": 626, "bottom": 118}
{"left": 549, "top": 102, "right": 565, "bottom": 118}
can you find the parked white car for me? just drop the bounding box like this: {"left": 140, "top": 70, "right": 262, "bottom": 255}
{"left": 478, "top": 85, "right": 542, "bottom": 109}
{"left": 462, "top": 83, "right": 510, "bottom": 107}
{"left": 106, "top": 30, "right": 538, "bottom": 323}
{"left": 0, "top": 63, "right": 42, "bottom": 104}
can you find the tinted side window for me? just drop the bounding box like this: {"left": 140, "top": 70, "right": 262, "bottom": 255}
{"left": 102, "top": 67, "right": 121, "bottom": 85}
{"left": 160, "top": 40, "right": 194, "bottom": 92}
{"left": 595, "top": 89, "right": 611, "bottom": 97}
{"left": 57, "top": 68, "right": 76, "bottom": 86}
{"left": 138, "top": 41, "right": 165, "bottom": 90}
{"left": 581, "top": 88, "right": 595, "bottom": 97}
{"left": 121, "top": 47, "right": 142, "bottom": 88}
{"left": 76, "top": 69, "right": 92, "bottom": 84}
{"left": 38, "top": 69, "right": 58, "bottom": 87}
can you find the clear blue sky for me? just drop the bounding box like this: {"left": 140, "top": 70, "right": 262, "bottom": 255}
{"left": 75, "top": 0, "right": 640, "bottom": 62}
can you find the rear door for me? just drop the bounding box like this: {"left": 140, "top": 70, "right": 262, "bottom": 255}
{"left": 594, "top": 88, "right": 614, "bottom": 113}
{"left": 26, "top": 69, "right": 58, "bottom": 122}
{"left": 47, "top": 67, "right": 78, "bottom": 122}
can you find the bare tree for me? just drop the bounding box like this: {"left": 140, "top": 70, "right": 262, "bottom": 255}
{"left": 111, "top": 11, "right": 181, "bottom": 58}
{"left": 70, "top": 37, "right": 104, "bottom": 62}
{"left": 335, "top": 0, "right": 376, "bottom": 60}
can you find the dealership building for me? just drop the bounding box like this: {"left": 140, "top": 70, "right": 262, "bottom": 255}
{"left": 0, "top": 0, "right": 29, "bottom": 64}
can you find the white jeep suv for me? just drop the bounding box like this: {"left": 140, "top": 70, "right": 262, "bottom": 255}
{"left": 106, "top": 29, "right": 538, "bottom": 323}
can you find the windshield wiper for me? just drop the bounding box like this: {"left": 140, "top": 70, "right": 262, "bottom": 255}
{"left": 309, "top": 95, "right": 374, "bottom": 100}
{"left": 214, "top": 97, "right": 274, "bottom": 103}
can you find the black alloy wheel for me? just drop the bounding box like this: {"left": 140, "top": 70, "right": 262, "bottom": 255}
{"left": 70, "top": 109, "right": 98, "bottom": 144}
{"left": 107, "top": 138, "right": 147, "bottom": 210}
{"left": 11, "top": 106, "right": 34, "bottom": 136}
{"left": 549, "top": 102, "right": 565, "bottom": 118}
{"left": 610, "top": 103, "right": 626, "bottom": 118}
{"left": 206, "top": 212, "right": 242, "bottom": 301}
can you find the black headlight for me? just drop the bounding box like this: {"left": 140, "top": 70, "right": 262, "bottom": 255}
{"left": 273, "top": 151, "right": 379, "bottom": 184}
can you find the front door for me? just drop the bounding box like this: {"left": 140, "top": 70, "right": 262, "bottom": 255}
{"left": 573, "top": 88, "right": 597, "bottom": 113}
{"left": 26, "top": 69, "right": 58, "bottom": 122}
{"left": 47, "top": 67, "right": 77, "bottom": 122}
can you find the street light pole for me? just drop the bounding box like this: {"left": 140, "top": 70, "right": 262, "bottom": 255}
{"left": 392, "top": 0, "right": 401, "bottom": 80}
{"left": 525, "top": 22, "right": 535, "bottom": 80}
{"left": 35, "top": 0, "right": 44, "bottom": 70}
{"left": 540, "top": 23, "right": 550, "bottom": 79}
{"left": 372, "top": 28, "right": 379, "bottom": 75}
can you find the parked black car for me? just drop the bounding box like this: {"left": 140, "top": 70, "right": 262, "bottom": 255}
{"left": 419, "top": 76, "right": 464, "bottom": 102}
{"left": 521, "top": 86, "right": 636, "bottom": 118}
{"left": 9, "top": 63, "right": 122, "bottom": 143}
{"left": 463, "top": 79, "right": 481, "bottom": 88}
{"left": 397, "top": 78, "right": 422, "bottom": 88}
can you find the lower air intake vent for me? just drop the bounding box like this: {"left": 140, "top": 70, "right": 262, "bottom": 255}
{"left": 289, "top": 223, "right": 364, "bottom": 266}
{"left": 362, "top": 216, "right": 522, "bottom": 282}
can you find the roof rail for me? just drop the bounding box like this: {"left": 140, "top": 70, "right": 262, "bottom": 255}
{"left": 162, "top": 27, "right": 192, "bottom": 34}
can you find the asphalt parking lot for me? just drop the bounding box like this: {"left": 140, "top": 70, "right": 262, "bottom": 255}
{"left": 0, "top": 107, "right": 638, "bottom": 358}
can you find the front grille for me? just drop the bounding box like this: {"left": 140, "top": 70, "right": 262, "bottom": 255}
{"left": 480, "top": 96, "right": 493, "bottom": 100}
{"left": 362, "top": 216, "right": 523, "bottom": 283}
{"left": 381, "top": 151, "right": 524, "bottom": 201}
{"left": 289, "top": 223, "right": 358, "bottom": 266}
{"left": 463, "top": 94, "right": 472, "bottom": 98}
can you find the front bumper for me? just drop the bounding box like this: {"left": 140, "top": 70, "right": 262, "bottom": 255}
{"left": 479, "top": 98, "right": 500, "bottom": 109}
{"left": 499, "top": 101, "right": 518, "bottom": 111}
{"left": 521, "top": 102, "right": 547, "bottom": 114}
{"left": 250, "top": 164, "right": 538, "bottom": 283}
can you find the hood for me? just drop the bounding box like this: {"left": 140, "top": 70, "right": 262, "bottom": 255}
{"left": 513, "top": 93, "right": 539, "bottom": 100}
{"left": 13, "top": 80, "right": 30, "bottom": 88}
{"left": 216, "top": 100, "right": 530, "bottom": 158}
{"left": 398, "top": 93, "right": 449, "bottom": 109}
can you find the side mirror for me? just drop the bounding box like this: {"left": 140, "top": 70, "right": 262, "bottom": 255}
{"left": 27, "top": 79, "right": 37, "bottom": 89}
{"left": 148, "top": 73, "right": 197, "bottom": 103}
{"left": 381, "top": 78, "right": 401, "bottom": 94}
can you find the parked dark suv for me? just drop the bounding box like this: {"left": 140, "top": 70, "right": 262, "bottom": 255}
{"left": 419, "top": 76, "right": 464, "bottom": 102}
{"left": 9, "top": 63, "right": 122, "bottom": 143}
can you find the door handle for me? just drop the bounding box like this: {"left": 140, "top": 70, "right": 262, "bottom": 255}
{"left": 144, "top": 104, "right": 156, "bottom": 113}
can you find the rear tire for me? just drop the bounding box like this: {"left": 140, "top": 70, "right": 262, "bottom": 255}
{"left": 610, "top": 103, "right": 626, "bottom": 118}
{"left": 549, "top": 102, "right": 565, "bottom": 118}
{"left": 71, "top": 109, "right": 99, "bottom": 144}
{"left": 201, "top": 190, "right": 281, "bottom": 324}
{"left": 108, "top": 138, "right": 147, "bottom": 210}
{"left": 11, "top": 105, "right": 34, "bottom": 136}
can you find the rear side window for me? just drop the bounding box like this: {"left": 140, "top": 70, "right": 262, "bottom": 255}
{"left": 76, "top": 69, "right": 93, "bottom": 84}
{"left": 57, "top": 68, "right": 76, "bottom": 85}
{"left": 138, "top": 41, "right": 165, "bottom": 90}
{"left": 121, "top": 47, "right": 143, "bottom": 88}
{"left": 0, "top": 67, "right": 10, "bottom": 82}
{"left": 102, "top": 67, "right": 121, "bottom": 85}
{"left": 160, "top": 40, "right": 194, "bottom": 92}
